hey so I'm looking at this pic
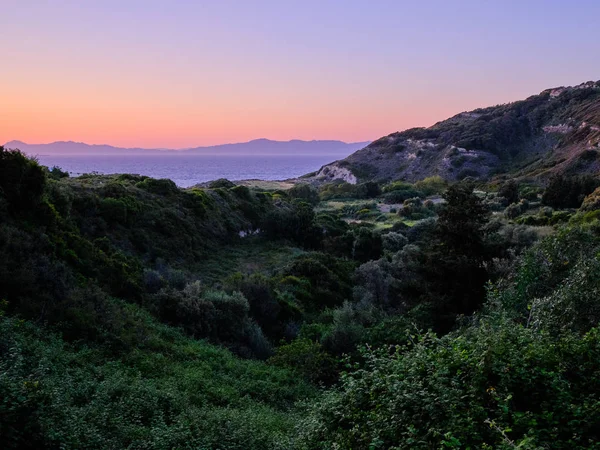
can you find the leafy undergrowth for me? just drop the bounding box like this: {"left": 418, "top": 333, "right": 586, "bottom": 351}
{"left": 194, "top": 237, "right": 305, "bottom": 284}
{"left": 3, "top": 147, "right": 600, "bottom": 449}
{"left": 0, "top": 304, "right": 315, "bottom": 449}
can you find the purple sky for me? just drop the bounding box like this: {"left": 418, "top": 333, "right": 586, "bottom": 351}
{"left": 2, "top": 0, "right": 600, "bottom": 147}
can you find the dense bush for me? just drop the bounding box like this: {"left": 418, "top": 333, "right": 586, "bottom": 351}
{"left": 414, "top": 175, "right": 447, "bottom": 196}
{"left": 542, "top": 174, "right": 599, "bottom": 208}
{"left": 278, "top": 252, "right": 355, "bottom": 311}
{"left": 498, "top": 179, "right": 519, "bottom": 205}
{"left": 0, "top": 147, "right": 46, "bottom": 213}
{"left": 262, "top": 200, "right": 321, "bottom": 248}
{"left": 580, "top": 186, "right": 600, "bottom": 211}
{"left": 268, "top": 338, "right": 336, "bottom": 384}
{"left": 297, "top": 320, "right": 600, "bottom": 449}
{"left": 398, "top": 197, "right": 435, "bottom": 220}
{"left": 0, "top": 312, "right": 314, "bottom": 449}
{"left": 319, "top": 181, "right": 381, "bottom": 200}
{"left": 383, "top": 188, "right": 425, "bottom": 204}
{"left": 287, "top": 184, "right": 320, "bottom": 205}
{"left": 3, "top": 150, "right": 599, "bottom": 448}
{"left": 503, "top": 199, "right": 529, "bottom": 219}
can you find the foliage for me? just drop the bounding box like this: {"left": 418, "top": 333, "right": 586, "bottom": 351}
{"left": 296, "top": 321, "right": 600, "bottom": 450}
{"left": 398, "top": 197, "right": 436, "bottom": 220}
{"left": 278, "top": 252, "right": 355, "bottom": 312}
{"left": 319, "top": 181, "right": 382, "bottom": 200}
{"left": 0, "top": 312, "right": 315, "bottom": 449}
{"left": 3, "top": 150, "right": 600, "bottom": 448}
{"left": 542, "top": 174, "right": 599, "bottom": 208}
{"left": 414, "top": 175, "right": 447, "bottom": 196}
{"left": 498, "top": 179, "right": 520, "bottom": 206}
{"left": 287, "top": 184, "right": 320, "bottom": 205}
{"left": 580, "top": 186, "right": 600, "bottom": 211}
{"left": 504, "top": 199, "right": 529, "bottom": 219}
{"left": 262, "top": 200, "right": 321, "bottom": 248}
{"left": 268, "top": 338, "right": 337, "bottom": 384}
{"left": 0, "top": 147, "right": 46, "bottom": 213}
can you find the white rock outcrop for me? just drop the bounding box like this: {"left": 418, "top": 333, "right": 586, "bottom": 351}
{"left": 316, "top": 163, "right": 358, "bottom": 184}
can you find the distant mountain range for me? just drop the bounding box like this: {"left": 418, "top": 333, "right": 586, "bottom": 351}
{"left": 311, "top": 80, "right": 600, "bottom": 184}
{"left": 3, "top": 138, "right": 370, "bottom": 157}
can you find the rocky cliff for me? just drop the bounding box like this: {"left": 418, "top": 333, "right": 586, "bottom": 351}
{"left": 312, "top": 81, "right": 600, "bottom": 184}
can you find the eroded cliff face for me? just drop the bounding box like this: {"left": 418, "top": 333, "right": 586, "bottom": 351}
{"left": 308, "top": 81, "right": 600, "bottom": 184}
{"left": 315, "top": 164, "right": 357, "bottom": 184}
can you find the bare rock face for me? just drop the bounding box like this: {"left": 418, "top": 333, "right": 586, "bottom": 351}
{"left": 315, "top": 164, "right": 357, "bottom": 184}
{"left": 308, "top": 80, "right": 600, "bottom": 183}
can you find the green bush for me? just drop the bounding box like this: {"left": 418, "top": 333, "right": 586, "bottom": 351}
{"left": 0, "top": 313, "right": 315, "bottom": 449}
{"left": 268, "top": 338, "right": 336, "bottom": 383}
{"left": 136, "top": 177, "right": 179, "bottom": 196}
{"left": 0, "top": 147, "right": 46, "bottom": 213}
{"left": 287, "top": 184, "right": 320, "bottom": 205}
{"left": 297, "top": 320, "right": 600, "bottom": 449}
{"left": 498, "top": 179, "right": 519, "bottom": 205}
{"left": 542, "top": 174, "right": 599, "bottom": 208}
{"left": 414, "top": 175, "right": 447, "bottom": 196}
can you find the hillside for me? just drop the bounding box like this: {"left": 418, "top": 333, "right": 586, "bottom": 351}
{"left": 312, "top": 80, "right": 600, "bottom": 184}
{"left": 2, "top": 146, "right": 600, "bottom": 448}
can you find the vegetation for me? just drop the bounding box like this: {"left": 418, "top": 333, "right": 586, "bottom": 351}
{"left": 2, "top": 146, "right": 600, "bottom": 448}
{"left": 320, "top": 80, "right": 600, "bottom": 183}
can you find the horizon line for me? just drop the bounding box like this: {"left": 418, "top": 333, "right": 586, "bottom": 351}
{"left": 4, "top": 137, "right": 373, "bottom": 152}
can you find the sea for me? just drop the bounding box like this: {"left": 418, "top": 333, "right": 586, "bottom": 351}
{"left": 36, "top": 154, "right": 339, "bottom": 188}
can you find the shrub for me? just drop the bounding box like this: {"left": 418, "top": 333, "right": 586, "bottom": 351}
{"left": 399, "top": 197, "right": 435, "bottom": 220}
{"left": 136, "top": 178, "right": 179, "bottom": 196}
{"left": 498, "top": 179, "right": 519, "bottom": 205}
{"left": 383, "top": 188, "right": 425, "bottom": 204}
{"left": 542, "top": 174, "right": 599, "bottom": 208}
{"left": 321, "top": 302, "right": 373, "bottom": 355}
{"left": 48, "top": 165, "right": 69, "bottom": 180}
{"left": 230, "top": 184, "right": 252, "bottom": 201}
{"left": 381, "top": 231, "right": 408, "bottom": 254}
{"left": 353, "top": 259, "right": 393, "bottom": 307}
{"left": 520, "top": 185, "right": 542, "bottom": 201}
{"left": 580, "top": 186, "right": 600, "bottom": 211}
{"left": 351, "top": 227, "right": 383, "bottom": 262}
{"left": 287, "top": 184, "right": 319, "bottom": 205}
{"left": 279, "top": 252, "right": 354, "bottom": 311}
{"left": 414, "top": 175, "right": 447, "bottom": 196}
{"left": 208, "top": 178, "right": 236, "bottom": 189}
{"left": 504, "top": 199, "right": 528, "bottom": 219}
{"left": 0, "top": 147, "right": 46, "bottom": 213}
{"left": 297, "top": 320, "right": 600, "bottom": 449}
{"left": 268, "top": 338, "right": 336, "bottom": 383}
{"left": 262, "top": 201, "right": 321, "bottom": 248}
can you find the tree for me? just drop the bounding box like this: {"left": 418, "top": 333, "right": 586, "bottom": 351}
{"left": 542, "top": 174, "right": 599, "bottom": 208}
{"left": 0, "top": 147, "right": 46, "bottom": 213}
{"left": 498, "top": 179, "right": 519, "bottom": 206}
{"left": 423, "top": 183, "right": 491, "bottom": 331}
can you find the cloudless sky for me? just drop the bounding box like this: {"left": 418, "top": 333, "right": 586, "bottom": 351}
{"left": 1, "top": 0, "right": 600, "bottom": 148}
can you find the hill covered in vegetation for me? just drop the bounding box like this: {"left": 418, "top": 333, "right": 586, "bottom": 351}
{"left": 313, "top": 80, "right": 600, "bottom": 184}
{"left": 2, "top": 146, "right": 600, "bottom": 449}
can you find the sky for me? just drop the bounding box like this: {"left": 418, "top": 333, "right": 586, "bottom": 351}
{"left": 1, "top": 0, "right": 600, "bottom": 148}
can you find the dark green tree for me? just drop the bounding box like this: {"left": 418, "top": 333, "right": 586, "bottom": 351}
{"left": 542, "top": 174, "right": 599, "bottom": 208}
{"left": 0, "top": 147, "right": 46, "bottom": 213}
{"left": 498, "top": 179, "right": 519, "bottom": 206}
{"left": 423, "top": 183, "right": 491, "bottom": 331}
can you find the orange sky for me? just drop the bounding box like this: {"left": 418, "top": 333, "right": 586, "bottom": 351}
{"left": 2, "top": 1, "right": 599, "bottom": 148}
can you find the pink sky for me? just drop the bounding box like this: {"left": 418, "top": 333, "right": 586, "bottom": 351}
{"left": 2, "top": 1, "right": 599, "bottom": 148}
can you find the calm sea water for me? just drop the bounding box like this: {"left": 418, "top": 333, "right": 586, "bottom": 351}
{"left": 36, "top": 154, "right": 337, "bottom": 187}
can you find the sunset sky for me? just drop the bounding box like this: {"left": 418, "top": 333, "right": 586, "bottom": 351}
{"left": 2, "top": 0, "right": 600, "bottom": 148}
